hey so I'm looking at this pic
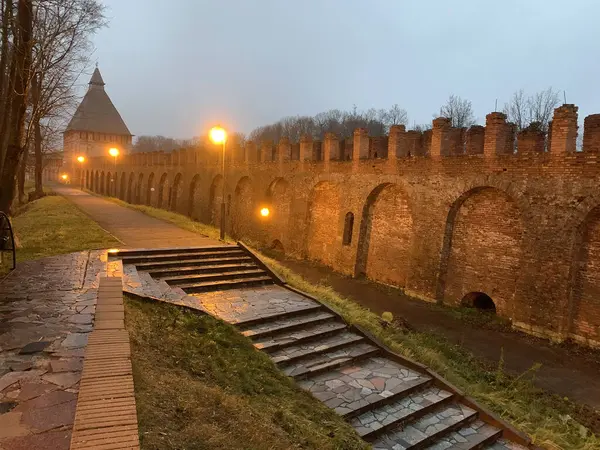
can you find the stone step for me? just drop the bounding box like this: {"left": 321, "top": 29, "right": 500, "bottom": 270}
{"left": 233, "top": 303, "right": 325, "bottom": 328}
{"left": 109, "top": 245, "right": 236, "bottom": 258}
{"left": 351, "top": 386, "right": 454, "bottom": 440}
{"left": 240, "top": 310, "right": 338, "bottom": 339}
{"left": 149, "top": 263, "right": 259, "bottom": 278}
{"left": 425, "top": 420, "right": 502, "bottom": 449}
{"left": 483, "top": 438, "right": 529, "bottom": 450}
{"left": 297, "top": 357, "right": 432, "bottom": 419}
{"left": 164, "top": 269, "right": 269, "bottom": 285}
{"left": 270, "top": 330, "right": 366, "bottom": 366}
{"left": 283, "top": 341, "right": 380, "bottom": 379}
{"left": 179, "top": 275, "right": 274, "bottom": 293}
{"left": 133, "top": 255, "right": 254, "bottom": 271}
{"left": 253, "top": 321, "right": 348, "bottom": 352}
{"left": 122, "top": 249, "right": 247, "bottom": 265}
{"left": 371, "top": 403, "right": 477, "bottom": 450}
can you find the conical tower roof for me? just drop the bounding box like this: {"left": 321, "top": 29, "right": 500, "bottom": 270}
{"left": 65, "top": 67, "right": 131, "bottom": 135}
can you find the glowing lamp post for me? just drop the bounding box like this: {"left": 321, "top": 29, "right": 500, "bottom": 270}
{"left": 61, "top": 174, "right": 68, "bottom": 183}
{"left": 108, "top": 148, "right": 119, "bottom": 196}
{"left": 260, "top": 207, "right": 270, "bottom": 218}
{"left": 77, "top": 156, "right": 85, "bottom": 190}
{"left": 209, "top": 126, "right": 227, "bottom": 240}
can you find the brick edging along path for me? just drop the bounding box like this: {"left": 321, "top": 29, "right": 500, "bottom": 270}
{"left": 70, "top": 277, "right": 140, "bottom": 450}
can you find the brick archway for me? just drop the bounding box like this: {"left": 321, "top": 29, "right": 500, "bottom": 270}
{"left": 157, "top": 173, "right": 169, "bottom": 209}
{"left": 438, "top": 186, "right": 523, "bottom": 319}
{"left": 170, "top": 173, "right": 183, "bottom": 212}
{"left": 231, "top": 176, "right": 254, "bottom": 240}
{"left": 127, "top": 172, "right": 135, "bottom": 203}
{"left": 188, "top": 174, "right": 201, "bottom": 219}
{"left": 306, "top": 181, "right": 340, "bottom": 267}
{"left": 146, "top": 172, "right": 155, "bottom": 206}
{"left": 136, "top": 173, "right": 144, "bottom": 204}
{"left": 208, "top": 174, "right": 223, "bottom": 225}
{"left": 355, "top": 183, "right": 414, "bottom": 288}
{"left": 568, "top": 205, "right": 600, "bottom": 345}
{"left": 265, "top": 177, "right": 290, "bottom": 247}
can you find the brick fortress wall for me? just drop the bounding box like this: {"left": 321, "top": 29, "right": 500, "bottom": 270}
{"left": 81, "top": 104, "right": 600, "bottom": 348}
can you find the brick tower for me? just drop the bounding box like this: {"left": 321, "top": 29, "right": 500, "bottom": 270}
{"left": 63, "top": 67, "right": 133, "bottom": 172}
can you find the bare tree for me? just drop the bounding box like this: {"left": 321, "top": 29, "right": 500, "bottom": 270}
{"left": 437, "top": 95, "right": 476, "bottom": 128}
{"left": 503, "top": 87, "right": 561, "bottom": 132}
{"left": 0, "top": 0, "right": 34, "bottom": 212}
{"left": 0, "top": 0, "right": 105, "bottom": 210}
{"left": 23, "top": 0, "right": 105, "bottom": 201}
{"left": 248, "top": 103, "right": 410, "bottom": 143}
{"left": 383, "top": 104, "right": 408, "bottom": 127}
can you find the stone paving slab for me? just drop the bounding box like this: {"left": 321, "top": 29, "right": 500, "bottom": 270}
{"left": 425, "top": 419, "right": 500, "bottom": 449}
{"left": 0, "top": 251, "right": 107, "bottom": 450}
{"left": 283, "top": 341, "right": 379, "bottom": 377}
{"left": 351, "top": 386, "right": 454, "bottom": 437}
{"left": 191, "top": 285, "right": 322, "bottom": 324}
{"left": 253, "top": 321, "right": 348, "bottom": 351}
{"left": 270, "top": 330, "right": 365, "bottom": 364}
{"left": 240, "top": 310, "right": 336, "bottom": 337}
{"left": 372, "top": 403, "right": 476, "bottom": 450}
{"left": 298, "top": 356, "right": 432, "bottom": 416}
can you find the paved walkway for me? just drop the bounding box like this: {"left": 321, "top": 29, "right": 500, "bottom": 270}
{"left": 54, "top": 186, "right": 219, "bottom": 249}
{"left": 0, "top": 251, "right": 107, "bottom": 450}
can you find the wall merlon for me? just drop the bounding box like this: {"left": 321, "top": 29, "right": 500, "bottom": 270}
{"left": 388, "top": 125, "right": 406, "bottom": 159}
{"left": 583, "top": 114, "right": 600, "bottom": 153}
{"left": 431, "top": 118, "right": 451, "bottom": 158}
{"left": 278, "top": 137, "right": 291, "bottom": 162}
{"left": 550, "top": 104, "right": 578, "bottom": 154}
{"left": 353, "top": 128, "right": 369, "bottom": 161}
{"left": 299, "top": 134, "right": 313, "bottom": 161}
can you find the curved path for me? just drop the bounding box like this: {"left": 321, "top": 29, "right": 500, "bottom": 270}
{"left": 54, "top": 186, "right": 220, "bottom": 249}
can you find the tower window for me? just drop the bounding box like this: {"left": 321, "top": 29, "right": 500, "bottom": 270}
{"left": 343, "top": 212, "right": 354, "bottom": 246}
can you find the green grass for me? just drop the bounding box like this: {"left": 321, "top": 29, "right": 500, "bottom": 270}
{"left": 124, "top": 295, "right": 368, "bottom": 450}
{"left": 11, "top": 195, "right": 121, "bottom": 262}
{"left": 260, "top": 254, "right": 600, "bottom": 450}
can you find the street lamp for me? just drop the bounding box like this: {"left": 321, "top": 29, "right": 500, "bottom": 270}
{"left": 77, "top": 156, "right": 85, "bottom": 190}
{"left": 209, "top": 126, "right": 227, "bottom": 240}
{"left": 61, "top": 174, "right": 68, "bottom": 183}
{"left": 108, "top": 148, "right": 119, "bottom": 196}
{"left": 260, "top": 207, "right": 270, "bottom": 218}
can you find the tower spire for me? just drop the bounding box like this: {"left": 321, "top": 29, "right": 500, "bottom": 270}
{"left": 89, "top": 67, "right": 105, "bottom": 87}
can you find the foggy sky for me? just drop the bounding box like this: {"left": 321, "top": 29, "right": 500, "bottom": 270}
{"left": 90, "top": 0, "right": 600, "bottom": 139}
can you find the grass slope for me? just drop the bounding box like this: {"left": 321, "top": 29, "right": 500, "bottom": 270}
{"left": 11, "top": 195, "right": 121, "bottom": 262}
{"left": 125, "top": 296, "right": 368, "bottom": 450}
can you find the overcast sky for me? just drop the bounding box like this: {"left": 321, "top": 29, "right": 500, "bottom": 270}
{"left": 90, "top": 0, "right": 599, "bottom": 139}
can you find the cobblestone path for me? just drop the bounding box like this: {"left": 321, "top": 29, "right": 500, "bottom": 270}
{"left": 0, "top": 251, "right": 107, "bottom": 450}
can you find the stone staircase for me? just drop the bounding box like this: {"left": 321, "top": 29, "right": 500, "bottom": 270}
{"left": 114, "top": 244, "right": 537, "bottom": 450}
{"left": 119, "top": 245, "right": 274, "bottom": 293}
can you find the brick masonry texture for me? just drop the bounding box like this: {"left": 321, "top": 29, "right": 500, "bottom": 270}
{"left": 81, "top": 104, "right": 600, "bottom": 348}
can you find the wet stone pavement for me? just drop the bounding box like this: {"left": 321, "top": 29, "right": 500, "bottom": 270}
{"left": 122, "top": 257, "right": 530, "bottom": 449}
{"left": 0, "top": 251, "right": 107, "bottom": 450}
